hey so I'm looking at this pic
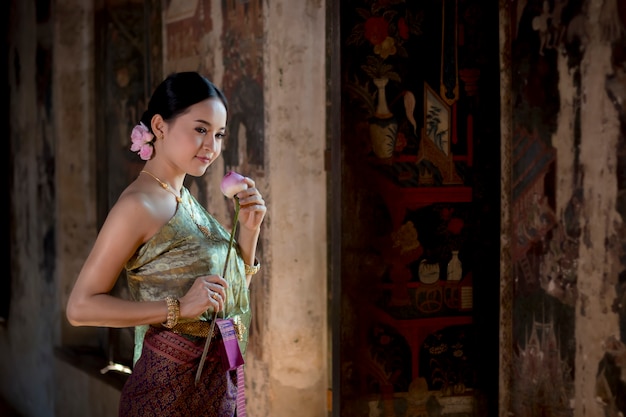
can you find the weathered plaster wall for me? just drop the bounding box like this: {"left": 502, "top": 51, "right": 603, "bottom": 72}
{"left": 575, "top": 1, "right": 622, "bottom": 414}
{"left": 499, "top": 1, "right": 514, "bottom": 413}
{"left": 1, "top": 0, "right": 121, "bottom": 415}
{"left": 262, "top": 1, "right": 328, "bottom": 415}
{"left": 1, "top": 1, "right": 57, "bottom": 415}
{"left": 160, "top": 1, "right": 329, "bottom": 415}
{"left": 54, "top": 0, "right": 100, "bottom": 348}
{"left": 53, "top": 0, "right": 121, "bottom": 414}
{"left": 501, "top": 0, "right": 626, "bottom": 416}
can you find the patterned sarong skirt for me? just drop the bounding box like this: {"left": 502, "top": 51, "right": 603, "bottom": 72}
{"left": 118, "top": 327, "right": 243, "bottom": 417}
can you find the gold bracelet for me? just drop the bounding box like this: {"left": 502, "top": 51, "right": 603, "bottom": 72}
{"left": 162, "top": 296, "right": 180, "bottom": 329}
{"left": 245, "top": 258, "right": 261, "bottom": 275}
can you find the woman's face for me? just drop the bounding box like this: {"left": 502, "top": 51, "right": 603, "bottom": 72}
{"left": 161, "top": 97, "right": 228, "bottom": 176}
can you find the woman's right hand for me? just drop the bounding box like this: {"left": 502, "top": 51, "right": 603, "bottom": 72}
{"left": 179, "top": 275, "right": 229, "bottom": 318}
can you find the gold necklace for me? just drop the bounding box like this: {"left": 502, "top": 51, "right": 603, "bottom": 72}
{"left": 140, "top": 170, "right": 182, "bottom": 203}
{"left": 140, "top": 170, "right": 215, "bottom": 240}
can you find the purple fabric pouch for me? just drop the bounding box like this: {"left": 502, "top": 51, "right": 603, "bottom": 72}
{"left": 216, "top": 318, "right": 244, "bottom": 372}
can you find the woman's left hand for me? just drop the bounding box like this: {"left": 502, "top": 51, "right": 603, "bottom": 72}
{"left": 235, "top": 177, "right": 266, "bottom": 232}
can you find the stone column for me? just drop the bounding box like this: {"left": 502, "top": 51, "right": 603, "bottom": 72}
{"left": 575, "top": 0, "right": 622, "bottom": 415}
{"left": 246, "top": 1, "right": 329, "bottom": 416}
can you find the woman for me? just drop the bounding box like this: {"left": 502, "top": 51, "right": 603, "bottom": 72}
{"left": 66, "top": 71, "right": 266, "bottom": 416}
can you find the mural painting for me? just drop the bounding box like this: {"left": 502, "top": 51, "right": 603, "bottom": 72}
{"left": 509, "top": 0, "right": 626, "bottom": 416}
{"left": 509, "top": 0, "right": 580, "bottom": 415}
{"left": 341, "top": 0, "right": 500, "bottom": 415}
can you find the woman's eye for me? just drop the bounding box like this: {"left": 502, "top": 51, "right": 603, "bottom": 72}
{"left": 216, "top": 132, "right": 226, "bottom": 140}
{"left": 196, "top": 127, "right": 207, "bottom": 135}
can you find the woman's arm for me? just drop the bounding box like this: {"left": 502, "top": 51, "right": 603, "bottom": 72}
{"left": 67, "top": 188, "right": 230, "bottom": 328}
{"left": 234, "top": 177, "right": 266, "bottom": 286}
{"left": 66, "top": 191, "right": 173, "bottom": 327}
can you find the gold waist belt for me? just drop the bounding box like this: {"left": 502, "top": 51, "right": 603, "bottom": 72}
{"left": 152, "top": 318, "right": 245, "bottom": 341}
{"left": 171, "top": 321, "right": 215, "bottom": 338}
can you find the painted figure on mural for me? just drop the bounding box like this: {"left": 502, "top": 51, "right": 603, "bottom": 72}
{"left": 531, "top": 0, "right": 568, "bottom": 54}
{"left": 531, "top": 1, "right": 552, "bottom": 55}
{"left": 66, "top": 72, "right": 266, "bottom": 417}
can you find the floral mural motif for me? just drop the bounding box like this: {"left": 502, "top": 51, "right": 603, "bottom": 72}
{"left": 391, "top": 220, "right": 421, "bottom": 255}
{"left": 410, "top": 204, "right": 469, "bottom": 267}
{"left": 344, "top": 0, "right": 475, "bottom": 185}
{"left": 347, "top": 0, "right": 423, "bottom": 82}
{"left": 425, "top": 83, "right": 451, "bottom": 155}
{"left": 366, "top": 323, "right": 413, "bottom": 393}
{"left": 340, "top": 1, "right": 497, "bottom": 414}
{"left": 420, "top": 325, "right": 476, "bottom": 393}
{"left": 345, "top": 0, "right": 424, "bottom": 162}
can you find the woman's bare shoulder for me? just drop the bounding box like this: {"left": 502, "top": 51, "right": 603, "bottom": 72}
{"left": 105, "top": 179, "right": 177, "bottom": 243}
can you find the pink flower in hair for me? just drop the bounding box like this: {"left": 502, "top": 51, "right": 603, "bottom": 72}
{"left": 130, "top": 122, "right": 155, "bottom": 160}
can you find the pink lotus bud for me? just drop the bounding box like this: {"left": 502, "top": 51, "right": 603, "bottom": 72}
{"left": 220, "top": 171, "right": 248, "bottom": 198}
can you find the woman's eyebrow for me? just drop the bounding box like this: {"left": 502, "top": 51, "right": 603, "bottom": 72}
{"left": 194, "top": 119, "right": 226, "bottom": 131}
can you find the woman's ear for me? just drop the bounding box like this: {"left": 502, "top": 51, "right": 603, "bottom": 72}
{"left": 150, "top": 114, "right": 166, "bottom": 139}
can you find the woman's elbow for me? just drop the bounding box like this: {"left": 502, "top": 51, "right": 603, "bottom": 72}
{"left": 66, "top": 297, "right": 87, "bottom": 327}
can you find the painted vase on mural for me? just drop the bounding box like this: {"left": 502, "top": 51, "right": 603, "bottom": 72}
{"left": 447, "top": 250, "right": 462, "bottom": 281}
{"left": 369, "top": 77, "right": 398, "bottom": 160}
{"left": 418, "top": 259, "right": 440, "bottom": 284}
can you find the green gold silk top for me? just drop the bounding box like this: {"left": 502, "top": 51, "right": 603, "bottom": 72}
{"left": 125, "top": 187, "right": 251, "bottom": 365}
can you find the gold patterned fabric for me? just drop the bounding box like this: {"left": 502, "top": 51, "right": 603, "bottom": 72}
{"left": 125, "top": 187, "right": 251, "bottom": 365}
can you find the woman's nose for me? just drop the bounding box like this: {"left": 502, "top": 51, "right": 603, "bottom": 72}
{"left": 203, "top": 135, "right": 217, "bottom": 151}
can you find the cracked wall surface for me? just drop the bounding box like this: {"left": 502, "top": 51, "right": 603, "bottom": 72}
{"left": 502, "top": 0, "right": 626, "bottom": 415}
